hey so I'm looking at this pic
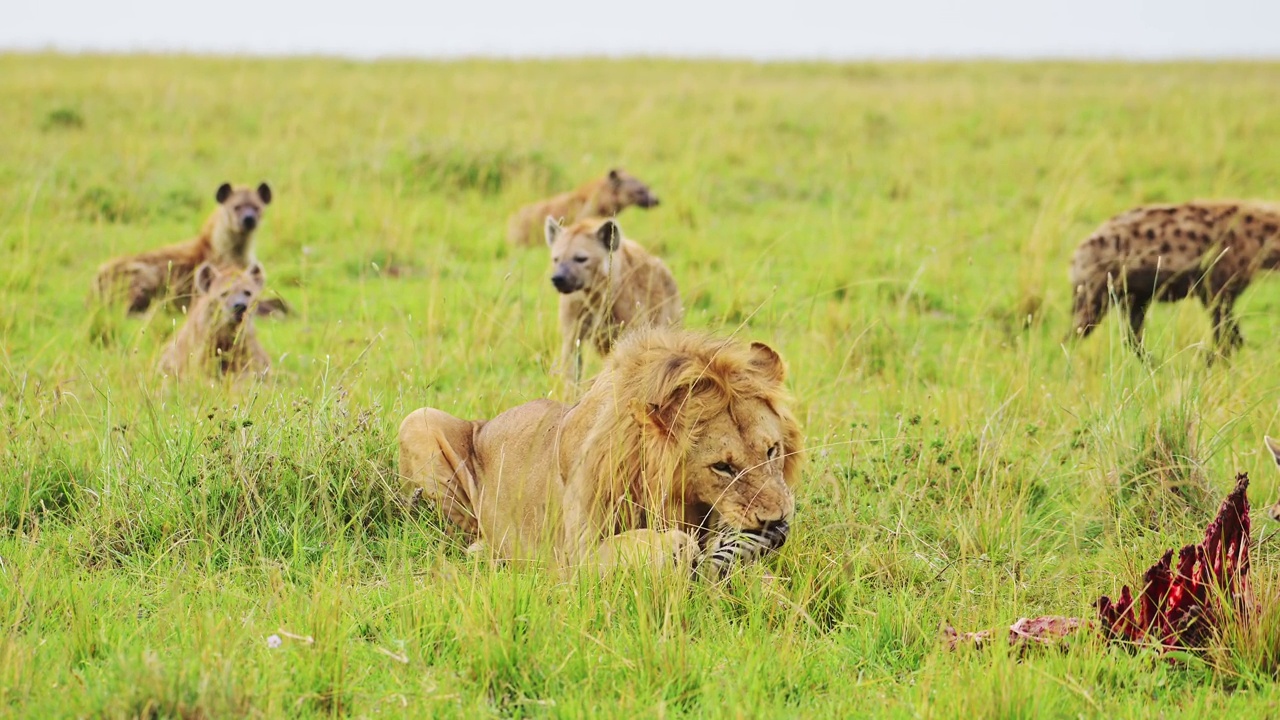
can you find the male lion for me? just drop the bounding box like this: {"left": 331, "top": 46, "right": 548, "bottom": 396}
{"left": 546, "top": 216, "right": 682, "bottom": 382}
{"left": 397, "top": 328, "right": 804, "bottom": 574}
{"left": 95, "top": 182, "right": 272, "bottom": 314}
{"left": 158, "top": 262, "right": 270, "bottom": 379}
{"left": 507, "top": 168, "right": 660, "bottom": 247}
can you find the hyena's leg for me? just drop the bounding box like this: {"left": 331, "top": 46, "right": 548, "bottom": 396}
{"left": 1123, "top": 293, "right": 1153, "bottom": 353}
{"left": 397, "top": 408, "right": 482, "bottom": 538}
{"left": 557, "top": 332, "right": 583, "bottom": 385}
{"left": 1199, "top": 278, "right": 1245, "bottom": 356}
{"left": 1068, "top": 282, "right": 1109, "bottom": 341}
{"left": 1210, "top": 298, "right": 1244, "bottom": 354}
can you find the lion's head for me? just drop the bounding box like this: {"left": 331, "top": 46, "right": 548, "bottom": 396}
{"left": 576, "top": 328, "right": 804, "bottom": 550}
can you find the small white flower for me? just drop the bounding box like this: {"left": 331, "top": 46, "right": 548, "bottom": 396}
{"left": 267, "top": 634, "right": 282, "bottom": 649}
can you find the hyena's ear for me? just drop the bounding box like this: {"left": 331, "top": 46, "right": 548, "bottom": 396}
{"left": 215, "top": 183, "right": 233, "bottom": 203}
{"left": 608, "top": 168, "right": 622, "bottom": 185}
{"left": 544, "top": 216, "right": 563, "bottom": 247}
{"left": 257, "top": 183, "right": 272, "bottom": 205}
{"left": 596, "top": 219, "right": 621, "bottom": 252}
{"left": 1265, "top": 436, "right": 1280, "bottom": 467}
{"left": 246, "top": 262, "right": 266, "bottom": 289}
{"left": 194, "top": 263, "right": 220, "bottom": 295}
{"left": 748, "top": 342, "right": 786, "bottom": 384}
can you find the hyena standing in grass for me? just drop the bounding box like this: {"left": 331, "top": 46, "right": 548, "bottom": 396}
{"left": 507, "top": 169, "right": 660, "bottom": 247}
{"left": 94, "top": 182, "right": 272, "bottom": 313}
{"left": 1068, "top": 201, "right": 1280, "bottom": 358}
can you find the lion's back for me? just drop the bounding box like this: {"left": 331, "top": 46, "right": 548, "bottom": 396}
{"left": 476, "top": 398, "right": 572, "bottom": 478}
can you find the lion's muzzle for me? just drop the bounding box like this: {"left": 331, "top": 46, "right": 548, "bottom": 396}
{"left": 695, "top": 519, "right": 790, "bottom": 580}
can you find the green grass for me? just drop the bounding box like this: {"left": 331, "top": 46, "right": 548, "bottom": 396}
{"left": 5, "top": 54, "right": 1280, "bottom": 717}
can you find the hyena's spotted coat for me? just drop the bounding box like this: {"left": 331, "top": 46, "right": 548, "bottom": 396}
{"left": 1069, "top": 200, "right": 1280, "bottom": 356}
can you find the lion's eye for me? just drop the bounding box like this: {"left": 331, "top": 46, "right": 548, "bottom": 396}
{"left": 573, "top": 255, "right": 589, "bottom": 263}
{"left": 711, "top": 461, "right": 735, "bottom": 476}
{"left": 767, "top": 443, "right": 780, "bottom": 461}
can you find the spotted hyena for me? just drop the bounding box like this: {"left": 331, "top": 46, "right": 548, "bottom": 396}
{"left": 158, "top": 262, "right": 270, "bottom": 379}
{"left": 545, "top": 216, "right": 682, "bottom": 382}
{"left": 1068, "top": 200, "right": 1280, "bottom": 357}
{"left": 94, "top": 182, "right": 272, "bottom": 314}
{"left": 507, "top": 169, "right": 660, "bottom": 246}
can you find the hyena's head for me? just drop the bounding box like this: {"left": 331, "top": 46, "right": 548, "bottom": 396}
{"left": 214, "top": 182, "right": 272, "bottom": 235}
{"left": 1266, "top": 436, "right": 1280, "bottom": 521}
{"left": 603, "top": 168, "right": 659, "bottom": 210}
{"left": 192, "top": 262, "right": 265, "bottom": 336}
{"left": 545, "top": 217, "right": 620, "bottom": 295}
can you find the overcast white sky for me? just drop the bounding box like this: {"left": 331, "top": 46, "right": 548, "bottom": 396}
{"left": 4, "top": 0, "right": 1279, "bottom": 59}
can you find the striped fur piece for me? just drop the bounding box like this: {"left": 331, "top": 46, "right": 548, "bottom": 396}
{"left": 695, "top": 521, "right": 790, "bottom": 580}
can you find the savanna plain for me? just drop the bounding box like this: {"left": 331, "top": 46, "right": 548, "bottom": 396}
{"left": 6, "top": 55, "right": 1280, "bottom": 718}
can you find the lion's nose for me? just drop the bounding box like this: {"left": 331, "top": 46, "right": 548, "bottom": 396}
{"left": 752, "top": 504, "right": 789, "bottom": 526}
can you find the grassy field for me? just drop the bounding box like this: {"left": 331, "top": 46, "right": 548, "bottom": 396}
{"left": 5, "top": 54, "right": 1280, "bottom": 717}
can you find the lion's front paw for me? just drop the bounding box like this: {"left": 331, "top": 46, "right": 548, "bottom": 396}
{"left": 662, "top": 529, "right": 699, "bottom": 570}
{"left": 594, "top": 528, "right": 699, "bottom": 573}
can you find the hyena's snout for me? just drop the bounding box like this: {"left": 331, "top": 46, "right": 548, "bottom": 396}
{"left": 240, "top": 208, "right": 260, "bottom": 231}
{"left": 550, "top": 265, "right": 582, "bottom": 294}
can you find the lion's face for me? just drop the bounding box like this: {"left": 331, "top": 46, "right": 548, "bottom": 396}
{"left": 683, "top": 395, "right": 795, "bottom": 533}
{"left": 545, "top": 217, "right": 620, "bottom": 295}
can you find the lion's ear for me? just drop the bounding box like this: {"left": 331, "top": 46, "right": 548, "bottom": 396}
{"left": 749, "top": 342, "right": 786, "bottom": 384}
{"left": 630, "top": 386, "right": 694, "bottom": 438}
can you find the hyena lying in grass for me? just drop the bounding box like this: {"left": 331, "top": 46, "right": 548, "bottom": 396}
{"left": 507, "top": 169, "right": 660, "bottom": 247}
{"left": 1068, "top": 200, "right": 1280, "bottom": 358}
{"left": 94, "top": 182, "right": 279, "bottom": 314}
